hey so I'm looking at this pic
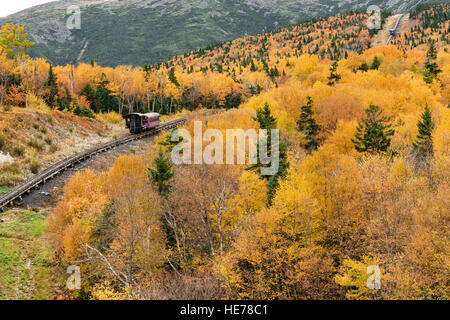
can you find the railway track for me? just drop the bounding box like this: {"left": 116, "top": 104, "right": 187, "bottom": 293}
{"left": 0, "top": 117, "right": 186, "bottom": 211}
{"left": 386, "top": 14, "right": 405, "bottom": 45}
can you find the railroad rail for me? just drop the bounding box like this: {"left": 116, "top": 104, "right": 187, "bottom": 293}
{"left": 386, "top": 14, "right": 405, "bottom": 46}
{"left": 0, "top": 117, "right": 186, "bottom": 211}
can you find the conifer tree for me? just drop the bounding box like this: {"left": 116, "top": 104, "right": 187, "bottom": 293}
{"left": 358, "top": 63, "right": 369, "bottom": 72}
{"left": 44, "top": 64, "right": 58, "bottom": 108}
{"left": 297, "top": 96, "right": 320, "bottom": 151}
{"left": 424, "top": 41, "right": 442, "bottom": 84}
{"left": 250, "top": 60, "right": 257, "bottom": 72}
{"left": 168, "top": 67, "right": 179, "bottom": 87}
{"left": 96, "top": 73, "right": 118, "bottom": 113}
{"left": 327, "top": 61, "right": 341, "bottom": 86}
{"left": 148, "top": 149, "right": 174, "bottom": 198}
{"left": 148, "top": 149, "right": 177, "bottom": 251}
{"left": 413, "top": 105, "right": 434, "bottom": 157}
{"left": 143, "top": 63, "right": 150, "bottom": 74}
{"left": 158, "top": 129, "right": 184, "bottom": 152}
{"left": 80, "top": 82, "right": 98, "bottom": 112}
{"left": 266, "top": 142, "right": 288, "bottom": 205}
{"left": 252, "top": 103, "right": 288, "bottom": 205}
{"left": 352, "top": 105, "right": 395, "bottom": 154}
{"left": 254, "top": 102, "right": 277, "bottom": 133}
{"left": 370, "top": 56, "right": 381, "bottom": 70}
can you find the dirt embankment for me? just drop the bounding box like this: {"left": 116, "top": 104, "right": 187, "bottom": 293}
{"left": 0, "top": 107, "right": 128, "bottom": 189}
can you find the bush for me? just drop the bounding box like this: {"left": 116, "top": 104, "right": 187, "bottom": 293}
{"left": 0, "top": 162, "right": 24, "bottom": 186}
{"left": 12, "top": 145, "right": 25, "bottom": 157}
{"left": 2, "top": 105, "right": 11, "bottom": 112}
{"left": 0, "top": 134, "right": 4, "bottom": 149}
{"left": 99, "top": 112, "right": 123, "bottom": 124}
{"left": 49, "top": 145, "right": 58, "bottom": 153}
{"left": 44, "top": 136, "right": 52, "bottom": 145}
{"left": 40, "top": 126, "right": 47, "bottom": 134}
{"left": 29, "top": 160, "right": 41, "bottom": 174}
{"left": 27, "top": 139, "right": 44, "bottom": 151}
{"left": 74, "top": 106, "right": 95, "bottom": 118}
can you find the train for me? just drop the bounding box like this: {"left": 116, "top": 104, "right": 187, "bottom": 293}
{"left": 125, "top": 112, "right": 160, "bottom": 134}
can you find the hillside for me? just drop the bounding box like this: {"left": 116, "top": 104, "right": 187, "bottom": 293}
{"left": 166, "top": 3, "right": 448, "bottom": 73}
{"left": 40, "top": 5, "right": 449, "bottom": 300}
{"left": 0, "top": 3, "right": 448, "bottom": 301}
{"left": 0, "top": 107, "right": 127, "bottom": 193}
{"left": 0, "top": 0, "right": 438, "bottom": 67}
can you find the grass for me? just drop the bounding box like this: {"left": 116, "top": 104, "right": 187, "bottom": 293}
{"left": 29, "top": 160, "right": 41, "bottom": 174}
{"left": 27, "top": 139, "right": 44, "bottom": 152}
{"left": 12, "top": 145, "right": 25, "bottom": 157}
{"left": 0, "top": 162, "right": 25, "bottom": 187}
{"left": 0, "top": 186, "right": 10, "bottom": 195}
{"left": 0, "top": 210, "right": 57, "bottom": 300}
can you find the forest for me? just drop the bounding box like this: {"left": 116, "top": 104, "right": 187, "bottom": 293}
{"left": 0, "top": 3, "right": 448, "bottom": 300}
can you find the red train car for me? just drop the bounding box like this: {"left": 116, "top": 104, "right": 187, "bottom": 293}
{"left": 125, "top": 112, "right": 160, "bottom": 134}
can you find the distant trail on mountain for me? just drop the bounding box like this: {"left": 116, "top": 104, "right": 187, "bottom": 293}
{"left": 76, "top": 39, "right": 89, "bottom": 63}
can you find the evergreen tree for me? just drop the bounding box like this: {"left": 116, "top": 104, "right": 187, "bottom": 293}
{"left": 266, "top": 141, "right": 289, "bottom": 205}
{"left": 148, "top": 149, "right": 177, "bottom": 251}
{"left": 352, "top": 105, "right": 395, "bottom": 153}
{"left": 158, "top": 129, "right": 184, "bottom": 152}
{"left": 57, "top": 88, "right": 73, "bottom": 111}
{"left": 143, "top": 63, "right": 150, "bottom": 75}
{"left": 370, "top": 56, "right": 381, "bottom": 70}
{"left": 297, "top": 96, "right": 321, "bottom": 151}
{"left": 358, "top": 62, "right": 369, "bottom": 72}
{"left": 327, "top": 61, "right": 341, "bottom": 86}
{"left": 148, "top": 149, "right": 174, "bottom": 198}
{"left": 250, "top": 60, "right": 257, "bottom": 72}
{"left": 251, "top": 103, "right": 288, "bottom": 205}
{"left": 96, "top": 73, "right": 118, "bottom": 113}
{"left": 44, "top": 65, "right": 58, "bottom": 108}
{"left": 80, "top": 82, "right": 98, "bottom": 112}
{"left": 168, "top": 67, "right": 179, "bottom": 87}
{"left": 413, "top": 105, "right": 434, "bottom": 157}
{"left": 253, "top": 102, "right": 277, "bottom": 132}
{"left": 424, "top": 41, "right": 442, "bottom": 84}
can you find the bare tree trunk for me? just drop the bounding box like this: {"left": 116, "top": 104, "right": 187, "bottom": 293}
{"left": 69, "top": 66, "right": 74, "bottom": 93}
{"left": 118, "top": 96, "right": 123, "bottom": 115}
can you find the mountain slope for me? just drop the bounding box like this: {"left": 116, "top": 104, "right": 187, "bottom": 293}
{"left": 1, "top": 0, "right": 438, "bottom": 67}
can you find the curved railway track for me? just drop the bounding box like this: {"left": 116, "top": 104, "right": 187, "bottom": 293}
{"left": 0, "top": 117, "right": 186, "bottom": 211}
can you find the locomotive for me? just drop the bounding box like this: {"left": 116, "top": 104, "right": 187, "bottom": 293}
{"left": 125, "top": 112, "right": 160, "bottom": 134}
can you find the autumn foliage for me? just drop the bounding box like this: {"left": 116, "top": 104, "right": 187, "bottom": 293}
{"left": 41, "top": 4, "right": 450, "bottom": 300}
